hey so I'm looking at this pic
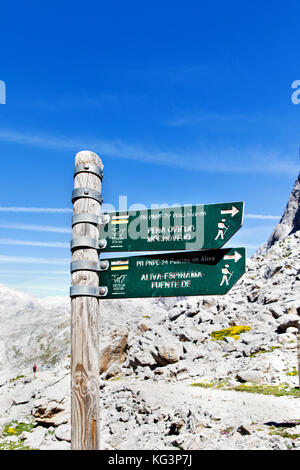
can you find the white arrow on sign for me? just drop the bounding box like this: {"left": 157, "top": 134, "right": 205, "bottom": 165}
{"left": 221, "top": 206, "right": 239, "bottom": 217}
{"left": 224, "top": 251, "right": 242, "bottom": 263}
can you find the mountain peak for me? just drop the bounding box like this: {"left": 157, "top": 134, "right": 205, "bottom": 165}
{"left": 267, "top": 172, "right": 300, "bottom": 248}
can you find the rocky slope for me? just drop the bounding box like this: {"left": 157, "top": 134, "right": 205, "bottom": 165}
{"left": 0, "top": 174, "right": 300, "bottom": 450}
{"left": 0, "top": 229, "right": 299, "bottom": 450}
{"left": 268, "top": 172, "right": 300, "bottom": 247}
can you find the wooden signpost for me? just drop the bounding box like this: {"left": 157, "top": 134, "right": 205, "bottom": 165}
{"left": 70, "top": 151, "right": 103, "bottom": 450}
{"left": 70, "top": 150, "right": 246, "bottom": 450}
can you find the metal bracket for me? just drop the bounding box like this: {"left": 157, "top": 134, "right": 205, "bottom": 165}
{"left": 99, "top": 286, "right": 108, "bottom": 297}
{"left": 70, "top": 285, "right": 107, "bottom": 298}
{"left": 98, "top": 239, "right": 107, "bottom": 249}
{"left": 70, "top": 285, "right": 108, "bottom": 297}
{"left": 71, "top": 259, "right": 109, "bottom": 272}
{"left": 99, "top": 260, "right": 109, "bottom": 271}
{"left": 72, "top": 213, "right": 100, "bottom": 226}
{"left": 72, "top": 188, "right": 103, "bottom": 204}
{"left": 74, "top": 163, "right": 103, "bottom": 181}
{"left": 71, "top": 237, "right": 108, "bottom": 251}
{"left": 72, "top": 213, "right": 110, "bottom": 226}
{"left": 71, "top": 236, "right": 100, "bottom": 250}
{"left": 100, "top": 213, "right": 110, "bottom": 225}
{"left": 71, "top": 260, "right": 101, "bottom": 273}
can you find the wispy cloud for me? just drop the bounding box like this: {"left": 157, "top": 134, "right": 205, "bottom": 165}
{"left": 164, "top": 110, "right": 261, "bottom": 129}
{"left": 0, "top": 206, "right": 72, "bottom": 213}
{"left": 0, "top": 255, "right": 69, "bottom": 265}
{"left": 0, "top": 128, "right": 297, "bottom": 175}
{"left": 230, "top": 243, "right": 261, "bottom": 250}
{"left": 0, "top": 239, "right": 69, "bottom": 248}
{"left": 244, "top": 214, "right": 280, "bottom": 220}
{"left": 0, "top": 209, "right": 280, "bottom": 227}
{"left": 0, "top": 223, "right": 72, "bottom": 233}
{"left": 0, "top": 269, "right": 69, "bottom": 275}
{"left": 0, "top": 274, "right": 69, "bottom": 281}
{"left": 9, "top": 284, "right": 68, "bottom": 293}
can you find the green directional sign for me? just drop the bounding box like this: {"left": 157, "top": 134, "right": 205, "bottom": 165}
{"left": 98, "top": 247, "right": 246, "bottom": 299}
{"left": 99, "top": 202, "right": 244, "bottom": 252}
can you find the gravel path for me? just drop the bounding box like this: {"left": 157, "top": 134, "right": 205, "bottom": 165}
{"left": 107, "top": 378, "right": 300, "bottom": 427}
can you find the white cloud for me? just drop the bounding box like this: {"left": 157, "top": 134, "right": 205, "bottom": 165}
{"left": 0, "top": 269, "right": 69, "bottom": 276}
{"left": 244, "top": 214, "right": 280, "bottom": 220}
{"left": 11, "top": 285, "right": 68, "bottom": 293}
{"left": 164, "top": 110, "right": 261, "bottom": 129}
{"left": 0, "top": 239, "right": 69, "bottom": 248}
{"left": 230, "top": 243, "right": 260, "bottom": 249}
{"left": 0, "top": 255, "right": 69, "bottom": 265}
{"left": 0, "top": 128, "right": 297, "bottom": 175}
{"left": 0, "top": 206, "right": 72, "bottom": 213}
{"left": 0, "top": 223, "right": 72, "bottom": 233}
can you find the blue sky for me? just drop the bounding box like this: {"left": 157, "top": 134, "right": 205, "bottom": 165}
{"left": 0, "top": 1, "right": 299, "bottom": 297}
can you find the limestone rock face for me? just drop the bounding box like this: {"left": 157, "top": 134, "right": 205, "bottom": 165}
{"left": 99, "top": 331, "right": 128, "bottom": 374}
{"left": 153, "top": 336, "right": 184, "bottom": 366}
{"left": 268, "top": 172, "right": 300, "bottom": 248}
{"left": 33, "top": 400, "right": 70, "bottom": 427}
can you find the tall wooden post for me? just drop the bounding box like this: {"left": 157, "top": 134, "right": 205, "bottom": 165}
{"left": 70, "top": 150, "right": 103, "bottom": 450}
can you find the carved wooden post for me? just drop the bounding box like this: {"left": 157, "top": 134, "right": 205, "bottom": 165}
{"left": 70, "top": 150, "right": 104, "bottom": 450}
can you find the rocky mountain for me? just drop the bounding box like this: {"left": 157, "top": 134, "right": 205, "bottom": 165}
{"left": 0, "top": 284, "right": 177, "bottom": 373}
{"left": 0, "top": 175, "right": 300, "bottom": 450}
{"left": 267, "top": 172, "right": 300, "bottom": 248}
{"left": 0, "top": 286, "right": 70, "bottom": 372}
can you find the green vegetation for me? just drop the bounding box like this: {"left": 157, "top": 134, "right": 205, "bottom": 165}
{"left": 0, "top": 440, "right": 35, "bottom": 450}
{"left": 233, "top": 383, "right": 300, "bottom": 397}
{"left": 269, "top": 425, "right": 300, "bottom": 440}
{"left": 190, "top": 382, "right": 300, "bottom": 397}
{"left": 249, "top": 346, "right": 281, "bottom": 357}
{"left": 2, "top": 420, "right": 34, "bottom": 437}
{"left": 0, "top": 420, "right": 37, "bottom": 451}
{"left": 9, "top": 375, "right": 25, "bottom": 383}
{"left": 210, "top": 326, "right": 251, "bottom": 341}
{"left": 191, "top": 379, "right": 227, "bottom": 389}
{"left": 191, "top": 382, "right": 214, "bottom": 389}
{"left": 286, "top": 367, "right": 298, "bottom": 376}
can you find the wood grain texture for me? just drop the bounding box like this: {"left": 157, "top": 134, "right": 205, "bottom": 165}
{"left": 71, "top": 150, "right": 103, "bottom": 450}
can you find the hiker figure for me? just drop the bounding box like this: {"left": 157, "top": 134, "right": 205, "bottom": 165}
{"left": 215, "top": 219, "right": 229, "bottom": 240}
{"left": 220, "top": 264, "right": 232, "bottom": 286}
{"left": 33, "top": 364, "right": 37, "bottom": 377}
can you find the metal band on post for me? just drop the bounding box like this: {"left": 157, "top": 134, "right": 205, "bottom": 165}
{"left": 72, "top": 213, "right": 100, "bottom": 226}
{"left": 70, "top": 237, "right": 107, "bottom": 251}
{"left": 72, "top": 188, "right": 103, "bottom": 204}
{"left": 72, "top": 213, "right": 110, "bottom": 227}
{"left": 71, "top": 236, "right": 100, "bottom": 251}
{"left": 71, "top": 260, "right": 101, "bottom": 273}
{"left": 70, "top": 286, "right": 108, "bottom": 297}
{"left": 70, "top": 286, "right": 101, "bottom": 297}
{"left": 71, "top": 259, "right": 109, "bottom": 273}
{"left": 74, "top": 163, "right": 104, "bottom": 181}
